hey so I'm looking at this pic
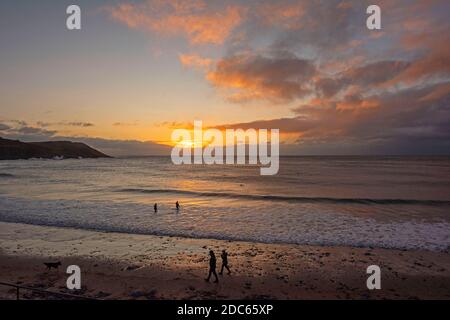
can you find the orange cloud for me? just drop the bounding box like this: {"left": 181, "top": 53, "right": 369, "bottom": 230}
{"left": 257, "top": 1, "right": 305, "bottom": 29}
{"left": 384, "top": 29, "right": 450, "bottom": 86}
{"left": 179, "top": 54, "right": 212, "bottom": 70}
{"left": 419, "top": 82, "right": 450, "bottom": 102}
{"left": 336, "top": 96, "right": 380, "bottom": 111}
{"left": 206, "top": 53, "right": 315, "bottom": 103}
{"left": 108, "top": 0, "right": 244, "bottom": 45}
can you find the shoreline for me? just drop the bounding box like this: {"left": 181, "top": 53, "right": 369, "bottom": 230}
{"left": 0, "top": 222, "right": 449, "bottom": 299}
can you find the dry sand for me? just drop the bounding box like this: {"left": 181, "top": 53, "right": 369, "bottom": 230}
{"left": 0, "top": 222, "right": 449, "bottom": 300}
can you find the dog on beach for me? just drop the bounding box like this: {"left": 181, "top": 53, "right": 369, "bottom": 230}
{"left": 44, "top": 262, "right": 61, "bottom": 270}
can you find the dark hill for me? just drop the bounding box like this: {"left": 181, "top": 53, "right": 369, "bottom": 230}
{"left": 0, "top": 137, "right": 110, "bottom": 160}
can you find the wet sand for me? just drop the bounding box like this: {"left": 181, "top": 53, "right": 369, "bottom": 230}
{"left": 0, "top": 222, "right": 449, "bottom": 300}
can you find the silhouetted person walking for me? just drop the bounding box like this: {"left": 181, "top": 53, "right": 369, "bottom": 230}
{"left": 219, "top": 249, "right": 231, "bottom": 275}
{"left": 154, "top": 203, "right": 158, "bottom": 213}
{"left": 176, "top": 201, "right": 180, "bottom": 211}
{"left": 205, "top": 250, "right": 218, "bottom": 283}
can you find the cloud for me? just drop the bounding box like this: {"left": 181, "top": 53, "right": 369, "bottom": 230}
{"left": 66, "top": 122, "right": 94, "bottom": 127}
{"left": 107, "top": 0, "right": 244, "bottom": 45}
{"left": 256, "top": 1, "right": 305, "bottom": 30}
{"left": 204, "top": 58, "right": 412, "bottom": 105}
{"left": 213, "top": 81, "right": 450, "bottom": 154}
{"left": 112, "top": 122, "right": 139, "bottom": 127}
{"left": 1, "top": 125, "right": 58, "bottom": 141}
{"left": 343, "top": 61, "right": 411, "bottom": 87}
{"left": 37, "top": 121, "right": 95, "bottom": 128}
{"left": 299, "top": 82, "right": 450, "bottom": 152}
{"left": 256, "top": 0, "right": 368, "bottom": 55}
{"left": 155, "top": 121, "right": 193, "bottom": 130}
{"left": 14, "top": 126, "right": 56, "bottom": 135}
{"left": 391, "top": 30, "right": 450, "bottom": 86}
{"left": 206, "top": 51, "right": 316, "bottom": 103}
{"left": 63, "top": 137, "right": 171, "bottom": 157}
{"left": 213, "top": 117, "right": 314, "bottom": 133}
{"left": 316, "top": 61, "right": 411, "bottom": 99}
{"left": 0, "top": 123, "right": 11, "bottom": 131}
{"left": 9, "top": 120, "right": 28, "bottom": 126}
{"left": 179, "top": 53, "right": 212, "bottom": 70}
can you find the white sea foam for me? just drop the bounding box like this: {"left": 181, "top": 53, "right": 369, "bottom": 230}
{"left": 1, "top": 195, "right": 449, "bottom": 251}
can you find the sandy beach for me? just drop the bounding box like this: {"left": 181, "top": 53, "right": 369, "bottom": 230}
{"left": 0, "top": 221, "right": 449, "bottom": 300}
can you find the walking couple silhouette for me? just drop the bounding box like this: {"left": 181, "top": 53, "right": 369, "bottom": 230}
{"left": 205, "top": 249, "right": 231, "bottom": 283}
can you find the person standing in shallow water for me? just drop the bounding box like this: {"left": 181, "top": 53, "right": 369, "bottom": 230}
{"left": 205, "top": 250, "right": 219, "bottom": 283}
{"left": 154, "top": 203, "right": 157, "bottom": 213}
{"left": 219, "top": 249, "right": 231, "bottom": 275}
{"left": 175, "top": 201, "right": 180, "bottom": 211}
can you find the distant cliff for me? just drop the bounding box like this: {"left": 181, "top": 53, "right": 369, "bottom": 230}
{"left": 0, "top": 137, "right": 111, "bottom": 160}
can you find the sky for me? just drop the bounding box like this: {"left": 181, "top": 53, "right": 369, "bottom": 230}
{"left": 0, "top": 0, "right": 449, "bottom": 156}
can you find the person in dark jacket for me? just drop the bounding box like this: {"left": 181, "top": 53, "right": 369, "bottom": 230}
{"left": 219, "top": 249, "right": 231, "bottom": 275}
{"left": 205, "top": 250, "right": 219, "bottom": 283}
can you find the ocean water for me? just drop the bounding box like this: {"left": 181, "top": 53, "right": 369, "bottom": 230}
{"left": 0, "top": 156, "right": 449, "bottom": 251}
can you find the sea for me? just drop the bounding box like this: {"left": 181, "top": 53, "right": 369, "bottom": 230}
{"left": 0, "top": 156, "right": 449, "bottom": 251}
